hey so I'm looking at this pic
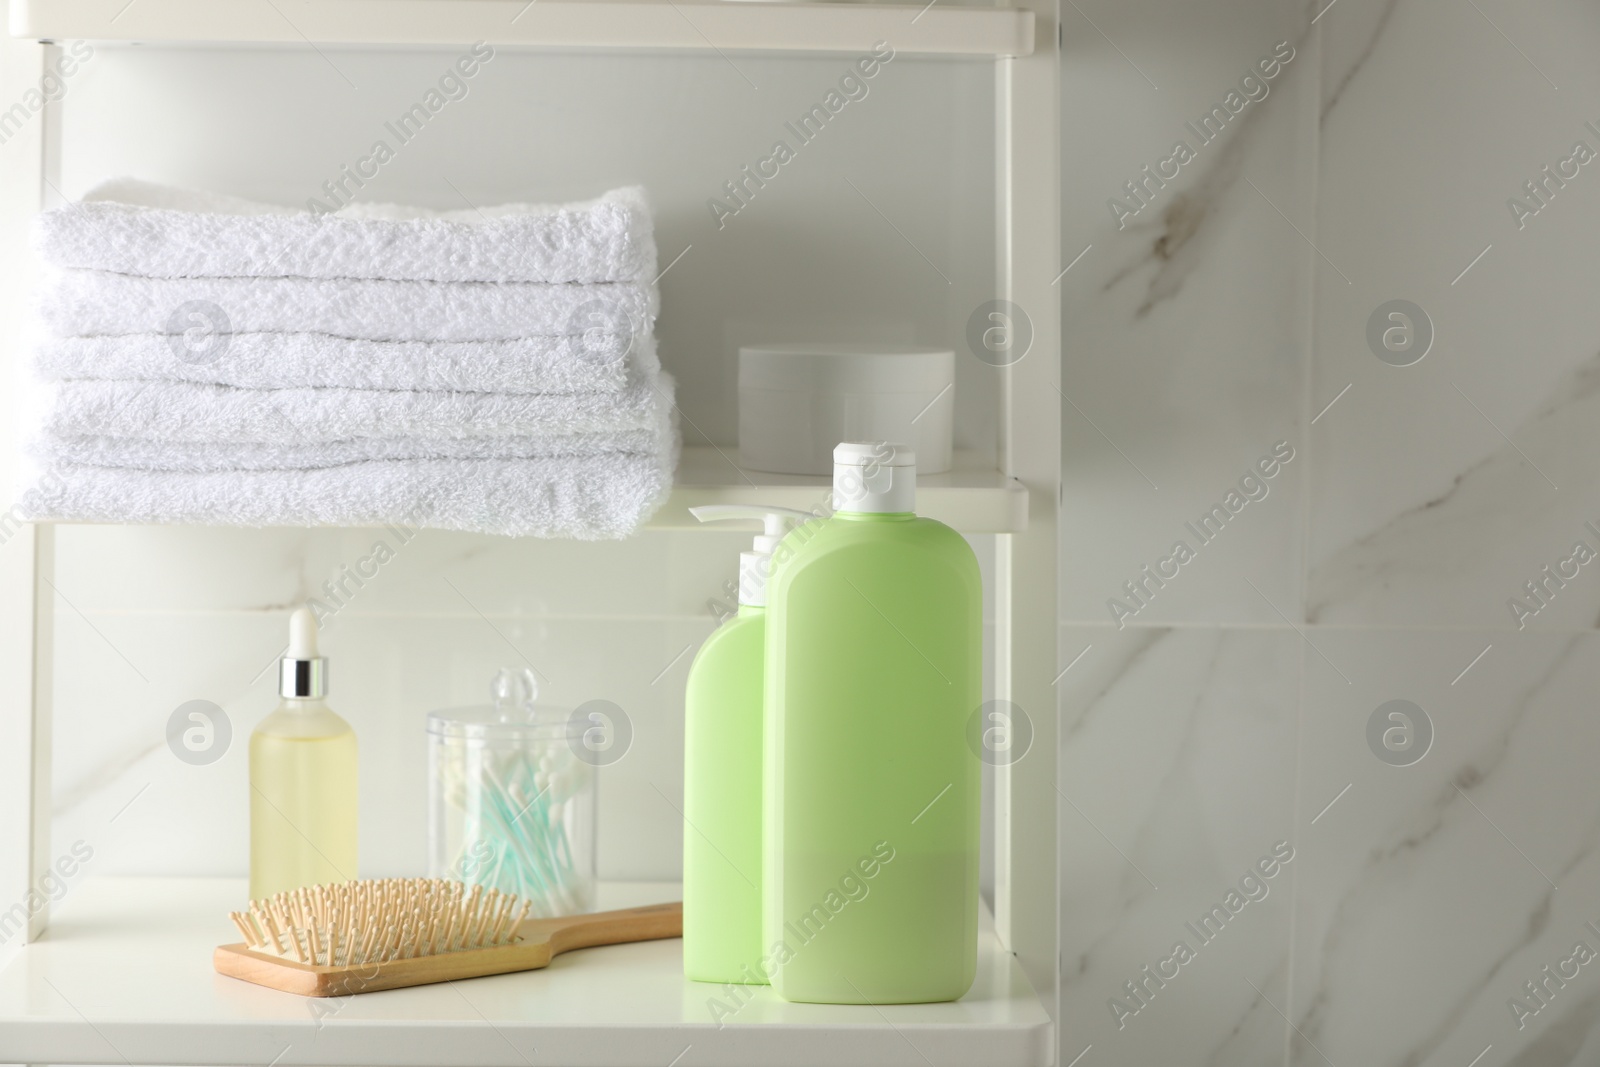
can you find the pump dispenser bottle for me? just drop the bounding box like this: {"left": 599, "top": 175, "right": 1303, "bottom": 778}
{"left": 682, "top": 504, "right": 810, "bottom": 984}
{"left": 249, "top": 607, "right": 358, "bottom": 900}
{"left": 764, "top": 442, "right": 981, "bottom": 1004}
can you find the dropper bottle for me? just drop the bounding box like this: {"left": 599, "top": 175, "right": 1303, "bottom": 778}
{"left": 249, "top": 606, "right": 359, "bottom": 900}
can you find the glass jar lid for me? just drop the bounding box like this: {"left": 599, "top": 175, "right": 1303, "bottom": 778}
{"left": 427, "top": 667, "right": 579, "bottom": 742}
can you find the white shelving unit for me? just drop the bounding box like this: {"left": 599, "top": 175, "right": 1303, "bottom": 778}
{"left": 0, "top": 2, "right": 1061, "bottom": 1063}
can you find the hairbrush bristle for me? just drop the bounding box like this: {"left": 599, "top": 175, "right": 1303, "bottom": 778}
{"left": 229, "top": 878, "right": 532, "bottom": 967}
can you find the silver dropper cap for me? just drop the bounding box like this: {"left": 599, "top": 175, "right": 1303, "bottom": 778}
{"left": 279, "top": 606, "right": 328, "bottom": 699}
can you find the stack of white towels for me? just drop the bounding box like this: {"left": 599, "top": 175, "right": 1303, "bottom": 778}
{"left": 24, "top": 179, "right": 677, "bottom": 538}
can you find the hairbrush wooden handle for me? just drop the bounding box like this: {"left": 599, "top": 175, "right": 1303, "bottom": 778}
{"left": 215, "top": 898, "right": 684, "bottom": 997}
{"left": 529, "top": 900, "right": 683, "bottom": 958}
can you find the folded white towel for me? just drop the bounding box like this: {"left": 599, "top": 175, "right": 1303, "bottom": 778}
{"left": 34, "top": 330, "right": 655, "bottom": 395}
{"left": 23, "top": 450, "right": 678, "bottom": 538}
{"left": 39, "top": 268, "right": 657, "bottom": 344}
{"left": 36, "top": 179, "right": 657, "bottom": 284}
{"left": 36, "top": 373, "right": 677, "bottom": 444}
{"left": 34, "top": 426, "right": 668, "bottom": 473}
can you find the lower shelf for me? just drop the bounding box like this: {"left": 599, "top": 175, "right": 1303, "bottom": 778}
{"left": 0, "top": 877, "right": 1053, "bottom": 1067}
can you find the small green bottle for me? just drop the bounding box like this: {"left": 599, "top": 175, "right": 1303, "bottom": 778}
{"left": 682, "top": 504, "right": 810, "bottom": 984}
{"left": 764, "top": 442, "right": 982, "bottom": 1004}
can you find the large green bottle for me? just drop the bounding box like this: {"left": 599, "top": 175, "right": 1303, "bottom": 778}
{"left": 682, "top": 505, "right": 810, "bottom": 984}
{"left": 764, "top": 442, "right": 982, "bottom": 1004}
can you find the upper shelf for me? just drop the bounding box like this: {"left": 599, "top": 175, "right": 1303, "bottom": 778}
{"left": 0, "top": 877, "right": 1054, "bottom": 1067}
{"left": 657, "top": 445, "right": 1027, "bottom": 533}
{"left": 10, "top": 0, "right": 1036, "bottom": 57}
{"left": 21, "top": 447, "right": 1024, "bottom": 535}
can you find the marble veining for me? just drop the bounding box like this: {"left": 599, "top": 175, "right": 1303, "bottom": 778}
{"left": 1319, "top": 0, "right": 1403, "bottom": 123}
{"left": 1289, "top": 634, "right": 1600, "bottom": 1066}
{"left": 1309, "top": 352, "right": 1600, "bottom": 626}
{"left": 1101, "top": 26, "right": 1312, "bottom": 320}
{"left": 1059, "top": 626, "right": 1296, "bottom": 1066}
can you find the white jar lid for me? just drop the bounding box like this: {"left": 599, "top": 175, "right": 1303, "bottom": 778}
{"left": 739, "top": 343, "right": 954, "bottom": 393}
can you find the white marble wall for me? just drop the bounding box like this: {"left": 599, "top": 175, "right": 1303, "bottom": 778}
{"left": 1060, "top": 0, "right": 1600, "bottom": 1064}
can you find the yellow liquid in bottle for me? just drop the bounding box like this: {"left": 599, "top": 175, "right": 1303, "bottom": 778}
{"left": 249, "top": 701, "right": 358, "bottom": 901}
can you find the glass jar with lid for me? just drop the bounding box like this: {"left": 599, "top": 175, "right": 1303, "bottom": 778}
{"left": 427, "top": 668, "right": 596, "bottom": 917}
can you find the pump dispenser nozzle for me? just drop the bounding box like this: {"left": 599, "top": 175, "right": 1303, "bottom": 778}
{"left": 690, "top": 505, "right": 812, "bottom": 607}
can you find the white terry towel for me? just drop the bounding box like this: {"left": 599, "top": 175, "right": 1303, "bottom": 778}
{"left": 36, "top": 373, "right": 676, "bottom": 444}
{"left": 39, "top": 268, "right": 657, "bottom": 344}
{"left": 24, "top": 450, "right": 678, "bottom": 539}
{"left": 35, "top": 179, "right": 658, "bottom": 284}
{"left": 34, "top": 330, "right": 657, "bottom": 395}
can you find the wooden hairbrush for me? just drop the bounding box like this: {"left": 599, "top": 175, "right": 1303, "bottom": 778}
{"left": 215, "top": 877, "right": 682, "bottom": 997}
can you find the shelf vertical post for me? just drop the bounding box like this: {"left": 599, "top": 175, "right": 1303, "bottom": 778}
{"left": 0, "top": 527, "right": 53, "bottom": 952}
{"left": 993, "top": 0, "right": 1060, "bottom": 1046}
{"left": 0, "top": 16, "right": 53, "bottom": 954}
